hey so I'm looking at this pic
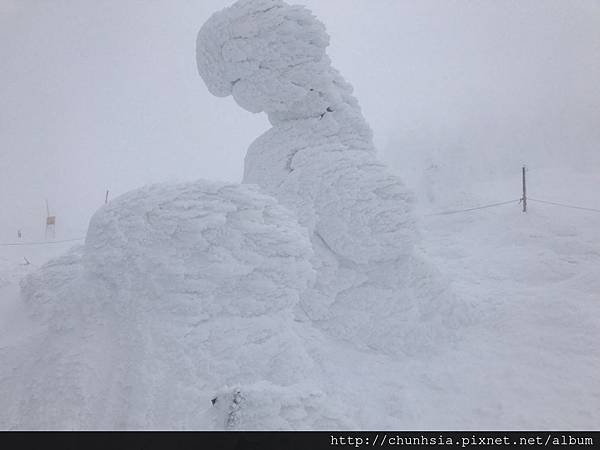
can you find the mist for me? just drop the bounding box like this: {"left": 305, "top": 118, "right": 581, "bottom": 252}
{"left": 2, "top": 0, "right": 600, "bottom": 431}
{"left": 1, "top": 0, "right": 599, "bottom": 242}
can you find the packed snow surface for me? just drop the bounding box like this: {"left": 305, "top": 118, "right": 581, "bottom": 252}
{"left": 1, "top": 0, "right": 599, "bottom": 430}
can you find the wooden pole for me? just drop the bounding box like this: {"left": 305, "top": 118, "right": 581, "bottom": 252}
{"left": 105, "top": 190, "right": 109, "bottom": 204}
{"left": 522, "top": 166, "right": 527, "bottom": 213}
{"left": 44, "top": 199, "right": 55, "bottom": 240}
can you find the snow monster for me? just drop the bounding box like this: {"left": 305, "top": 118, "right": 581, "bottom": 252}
{"left": 6, "top": 182, "right": 327, "bottom": 429}
{"left": 197, "top": 0, "right": 468, "bottom": 355}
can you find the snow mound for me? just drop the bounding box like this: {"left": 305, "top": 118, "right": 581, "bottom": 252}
{"left": 84, "top": 181, "right": 314, "bottom": 319}
{"left": 4, "top": 181, "right": 324, "bottom": 429}
{"left": 197, "top": 0, "right": 470, "bottom": 355}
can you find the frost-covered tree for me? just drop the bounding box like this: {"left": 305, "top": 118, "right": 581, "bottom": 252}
{"left": 1, "top": 0, "right": 473, "bottom": 431}
{"left": 5, "top": 181, "right": 326, "bottom": 429}
{"left": 197, "top": 0, "right": 469, "bottom": 354}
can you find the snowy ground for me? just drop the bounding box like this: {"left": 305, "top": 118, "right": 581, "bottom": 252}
{"left": 0, "top": 244, "right": 71, "bottom": 352}
{"left": 1, "top": 167, "right": 598, "bottom": 429}
{"left": 289, "top": 168, "right": 600, "bottom": 429}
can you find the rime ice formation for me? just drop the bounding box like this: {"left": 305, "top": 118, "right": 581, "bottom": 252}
{"left": 5, "top": 181, "right": 327, "bottom": 429}
{"left": 1, "top": 0, "right": 470, "bottom": 430}
{"left": 197, "top": 0, "right": 467, "bottom": 354}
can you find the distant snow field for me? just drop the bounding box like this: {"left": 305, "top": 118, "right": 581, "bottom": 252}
{"left": 1, "top": 0, "right": 598, "bottom": 430}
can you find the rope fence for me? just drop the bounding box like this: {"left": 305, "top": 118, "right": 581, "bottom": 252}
{"left": 427, "top": 197, "right": 600, "bottom": 217}
{"left": 528, "top": 198, "right": 600, "bottom": 214}
{"left": 2, "top": 167, "right": 599, "bottom": 247}
{"left": 5, "top": 197, "right": 597, "bottom": 247}
{"left": 426, "top": 199, "right": 520, "bottom": 216}
{"left": 427, "top": 166, "right": 600, "bottom": 217}
{"left": 0, "top": 237, "right": 85, "bottom": 247}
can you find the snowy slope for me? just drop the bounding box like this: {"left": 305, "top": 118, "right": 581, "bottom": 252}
{"left": 413, "top": 182, "right": 600, "bottom": 428}
{"left": 290, "top": 167, "right": 600, "bottom": 429}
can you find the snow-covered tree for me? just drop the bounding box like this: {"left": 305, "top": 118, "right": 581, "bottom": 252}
{"left": 197, "top": 0, "right": 469, "bottom": 355}
{"left": 7, "top": 181, "right": 324, "bottom": 429}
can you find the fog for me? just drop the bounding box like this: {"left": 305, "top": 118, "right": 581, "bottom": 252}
{"left": 1, "top": 0, "right": 599, "bottom": 242}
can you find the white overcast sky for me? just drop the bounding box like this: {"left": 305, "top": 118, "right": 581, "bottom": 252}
{"left": 1, "top": 0, "right": 599, "bottom": 240}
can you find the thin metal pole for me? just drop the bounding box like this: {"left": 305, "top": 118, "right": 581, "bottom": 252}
{"left": 522, "top": 166, "right": 527, "bottom": 213}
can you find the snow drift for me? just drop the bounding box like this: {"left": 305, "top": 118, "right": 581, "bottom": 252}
{"left": 196, "top": 0, "right": 468, "bottom": 355}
